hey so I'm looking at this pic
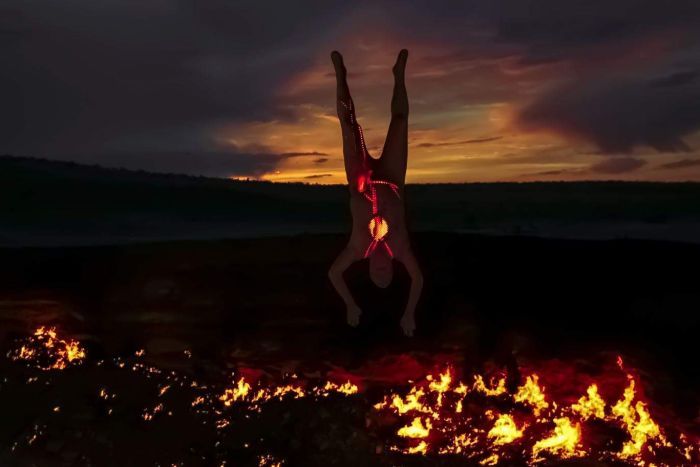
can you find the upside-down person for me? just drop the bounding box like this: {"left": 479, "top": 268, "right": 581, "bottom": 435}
{"left": 328, "top": 49, "right": 423, "bottom": 337}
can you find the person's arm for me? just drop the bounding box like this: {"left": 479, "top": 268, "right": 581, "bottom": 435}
{"left": 328, "top": 246, "right": 362, "bottom": 325}
{"left": 399, "top": 249, "right": 423, "bottom": 336}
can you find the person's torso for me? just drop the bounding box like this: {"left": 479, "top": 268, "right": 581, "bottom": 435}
{"left": 347, "top": 169, "right": 408, "bottom": 255}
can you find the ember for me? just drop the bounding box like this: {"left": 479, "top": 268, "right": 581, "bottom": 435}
{"left": 7, "top": 326, "right": 86, "bottom": 370}
{"left": 217, "top": 375, "right": 358, "bottom": 409}
{"left": 3, "top": 328, "right": 698, "bottom": 466}
{"left": 372, "top": 364, "right": 699, "bottom": 465}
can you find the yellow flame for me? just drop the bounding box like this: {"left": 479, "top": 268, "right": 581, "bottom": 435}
{"left": 219, "top": 378, "right": 252, "bottom": 406}
{"left": 612, "top": 376, "right": 662, "bottom": 459}
{"left": 428, "top": 370, "right": 452, "bottom": 393}
{"left": 18, "top": 346, "right": 35, "bottom": 359}
{"left": 428, "top": 369, "right": 452, "bottom": 407}
{"left": 480, "top": 453, "right": 500, "bottom": 465}
{"left": 515, "top": 375, "right": 549, "bottom": 416}
{"left": 454, "top": 382, "right": 469, "bottom": 395}
{"left": 571, "top": 384, "right": 605, "bottom": 420}
{"left": 16, "top": 327, "right": 86, "bottom": 370}
{"left": 319, "top": 381, "right": 358, "bottom": 396}
{"left": 258, "top": 454, "right": 284, "bottom": 466}
{"left": 397, "top": 417, "right": 432, "bottom": 438}
{"left": 192, "top": 396, "right": 205, "bottom": 407}
{"left": 439, "top": 433, "right": 478, "bottom": 455}
{"left": 407, "top": 440, "right": 428, "bottom": 455}
{"left": 473, "top": 375, "right": 507, "bottom": 396}
{"left": 377, "top": 387, "right": 428, "bottom": 414}
{"left": 487, "top": 414, "right": 524, "bottom": 445}
{"left": 218, "top": 377, "right": 358, "bottom": 409}
{"left": 532, "top": 417, "right": 582, "bottom": 461}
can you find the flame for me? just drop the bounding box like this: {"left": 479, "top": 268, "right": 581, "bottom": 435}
{"left": 9, "top": 326, "right": 86, "bottom": 370}
{"left": 406, "top": 440, "right": 428, "bottom": 455}
{"left": 438, "top": 433, "right": 478, "bottom": 455}
{"left": 6, "top": 329, "right": 698, "bottom": 466}
{"left": 571, "top": 384, "right": 606, "bottom": 420}
{"left": 372, "top": 364, "right": 697, "bottom": 465}
{"left": 612, "top": 376, "right": 663, "bottom": 460}
{"left": 258, "top": 454, "right": 284, "bottom": 466}
{"left": 142, "top": 403, "right": 164, "bottom": 421}
{"left": 514, "top": 375, "right": 549, "bottom": 416}
{"left": 531, "top": 417, "right": 582, "bottom": 461}
{"left": 318, "top": 380, "right": 359, "bottom": 396}
{"left": 218, "top": 376, "right": 358, "bottom": 409}
{"left": 487, "top": 414, "right": 524, "bottom": 445}
{"left": 427, "top": 369, "right": 452, "bottom": 406}
{"left": 219, "top": 378, "right": 252, "bottom": 406}
{"left": 374, "top": 386, "right": 428, "bottom": 414}
{"left": 397, "top": 417, "right": 431, "bottom": 438}
{"left": 473, "top": 374, "right": 507, "bottom": 396}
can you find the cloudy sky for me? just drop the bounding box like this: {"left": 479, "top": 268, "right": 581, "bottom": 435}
{"left": 2, "top": 0, "right": 700, "bottom": 183}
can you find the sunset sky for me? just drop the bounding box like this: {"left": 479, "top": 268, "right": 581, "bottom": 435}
{"left": 2, "top": 1, "right": 700, "bottom": 183}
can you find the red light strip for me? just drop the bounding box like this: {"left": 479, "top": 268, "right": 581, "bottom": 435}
{"left": 341, "top": 98, "right": 400, "bottom": 259}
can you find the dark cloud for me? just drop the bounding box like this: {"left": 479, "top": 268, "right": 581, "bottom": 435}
{"left": 657, "top": 158, "right": 700, "bottom": 170}
{"left": 304, "top": 173, "right": 332, "bottom": 179}
{"left": 313, "top": 158, "right": 329, "bottom": 164}
{"left": 3, "top": 0, "right": 700, "bottom": 178}
{"left": 589, "top": 157, "right": 647, "bottom": 174}
{"left": 490, "top": 1, "right": 700, "bottom": 157}
{"left": 517, "top": 74, "right": 700, "bottom": 153}
{"left": 0, "top": 0, "right": 347, "bottom": 176}
{"left": 415, "top": 136, "right": 502, "bottom": 148}
{"left": 489, "top": 0, "right": 700, "bottom": 65}
{"left": 650, "top": 71, "right": 699, "bottom": 88}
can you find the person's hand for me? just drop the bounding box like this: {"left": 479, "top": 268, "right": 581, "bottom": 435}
{"left": 400, "top": 313, "right": 415, "bottom": 337}
{"left": 346, "top": 303, "right": 362, "bottom": 327}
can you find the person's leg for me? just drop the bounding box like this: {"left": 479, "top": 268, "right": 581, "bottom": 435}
{"left": 332, "top": 51, "right": 362, "bottom": 183}
{"left": 379, "top": 49, "right": 409, "bottom": 185}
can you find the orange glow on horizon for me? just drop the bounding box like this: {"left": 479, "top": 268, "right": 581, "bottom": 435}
{"left": 212, "top": 38, "right": 700, "bottom": 184}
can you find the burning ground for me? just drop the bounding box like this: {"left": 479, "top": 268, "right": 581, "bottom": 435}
{"left": 0, "top": 233, "right": 699, "bottom": 465}
{"left": 0, "top": 326, "right": 698, "bottom": 466}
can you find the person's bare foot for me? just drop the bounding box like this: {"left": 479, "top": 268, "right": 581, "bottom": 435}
{"left": 346, "top": 303, "right": 361, "bottom": 327}
{"left": 392, "top": 49, "right": 408, "bottom": 78}
{"left": 331, "top": 50, "right": 346, "bottom": 77}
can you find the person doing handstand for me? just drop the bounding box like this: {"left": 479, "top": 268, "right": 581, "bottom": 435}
{"left": 328, "top": 49, "right": 423, "bottom": 337}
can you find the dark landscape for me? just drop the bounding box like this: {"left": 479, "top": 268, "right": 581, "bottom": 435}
{"left": 5, "top": 156, "right": 700, "bottom": 247}
{"left": 1, "top": 157, "right": 698, "bottom": 466}
{"left": 5, "top": 0, "right": 700, "bottom": 464}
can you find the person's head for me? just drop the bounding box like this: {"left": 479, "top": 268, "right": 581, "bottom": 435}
{"left": 369, "top": 250, "right": 394, "bottom": 288}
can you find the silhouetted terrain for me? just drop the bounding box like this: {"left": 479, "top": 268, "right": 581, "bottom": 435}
{"left": 4, "top": 155, "right": 700, "bottom": 246}
{"left": 0, "top": 233, "right": 698, "bottom": 465}
{"left": 1, "top": 156, "right": 699, "bottom": 465}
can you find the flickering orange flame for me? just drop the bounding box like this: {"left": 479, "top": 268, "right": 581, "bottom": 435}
{"left": 9, "top": 326, "right": 86, "bottom": 370}
{"left": 531, "top": 417, "right": 583, "bottom": 461}
{"left": 397, "top": 417, "right": 432, "bottom": 438}
{"left": 6, "top": 328, "right": 698, "bottom": 466}
{"left": 612, "top": 375, "right": 663, "bottom": 459}
{"left": 373, "top": 364, "right": 698, "bottom": 465}
{"left": 487, "top": 414, "right": 524, "bottom": 445}
{"left": 571, "top": 384, "right": 606, "bottom": 420}
{"left": 218, "top": 376, "right": 358, "bottom": 409}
